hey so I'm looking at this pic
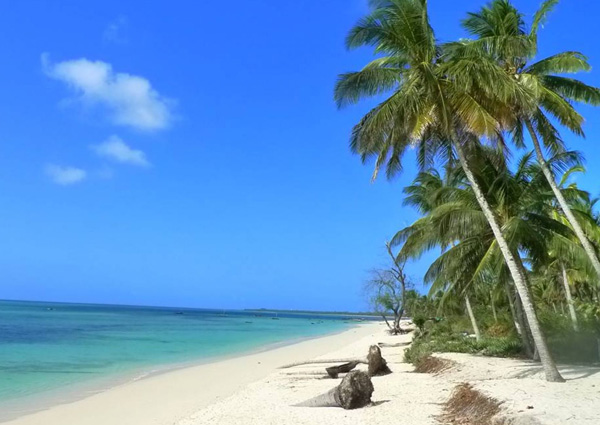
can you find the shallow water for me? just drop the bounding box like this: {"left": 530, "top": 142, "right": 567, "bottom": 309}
{"left": 0, "top": 300, "right": 360, "bottom": 412}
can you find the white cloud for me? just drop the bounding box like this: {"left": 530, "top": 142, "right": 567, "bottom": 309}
{"left": 103, "top": 16, "right": 128, "bottom": 44}
{"left": 91, "top": 135, "right": 150, "bottom": 167}
{"left": 45, "top": 164, "right": 87, "bottom": 185}
{"left": 42, "top": 54, "right": 174, "bottom": 131}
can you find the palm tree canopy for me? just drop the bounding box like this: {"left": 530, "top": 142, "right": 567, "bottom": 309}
{"left": 334, "top": 0, "right": 532, "bottom": 179}
{"left": 455, "top": 0, "right": 600, "bottom": 154}
{"left": 394, "top": 148, "right": 593, "bottom": 302}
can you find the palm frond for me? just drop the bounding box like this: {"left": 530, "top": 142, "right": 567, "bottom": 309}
{"left": 525, "top": 51, "right": 590, "bottom": 75}
{"left": 530, "top": 0, "right": 560, "bottom": 46}
{"left": 334, "top": 68, "right": 402, "bottom": 108}
{"left": 541, "top": 76, "right": 600, "bottom": 106}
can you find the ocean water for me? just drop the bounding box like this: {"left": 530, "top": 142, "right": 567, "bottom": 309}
{"left": 0, "top": 300, "right": 360, "bottom": 418}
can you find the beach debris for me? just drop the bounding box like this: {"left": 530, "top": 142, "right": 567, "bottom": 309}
{"left": 439, "top": 383, "right": 502, "bottom": 425}
{"left": 280, "top": 358, "right": 368, "bottom": 369}
{"left": 294, "top": 371, "right": 374, "bottom": 409}
{"left": 377, "top": 341, "right": 410, "bottom": 348}
{"left": 281, "top": 344, "right": 392, "bottom": 377}
{"left": 367, "top": 345, "right": 392, "bottom": 376}
{"left": 325, "top": 361, "right": 359, "bottom": 378}
{"left": 414, "top": 356, "right": 456, "bottom": 374}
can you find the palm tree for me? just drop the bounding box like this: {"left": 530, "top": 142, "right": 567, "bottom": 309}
{"left": 397, "top": 149, "right": 581, "bottom": 356}
{"left": 394, "top": 168, "right": 485, "bottom": 341}
{"left": 534, "top": 164, "right": 599, "bottom": 330}
{"left": 335, "top": 0, "right": 564, "bottom": 381}
{"left": 457, "top": 0, "right": 600, "bottom": 278}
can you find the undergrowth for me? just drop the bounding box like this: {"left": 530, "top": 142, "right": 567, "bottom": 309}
{"left": 405, "top": 310, "right": 600, "bottom": 366}
{"left": 404, "top": 317, "right": 523, "bottom": 365}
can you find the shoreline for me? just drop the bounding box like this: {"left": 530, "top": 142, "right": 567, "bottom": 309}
{"left": 1, "top": 322, "right": 382, "bottom": 425}
{"left": 4, "top": 319, "right": 598, "bottom": 425}
{"left": 0, "top": 317, "right": 363, "bottom": 422}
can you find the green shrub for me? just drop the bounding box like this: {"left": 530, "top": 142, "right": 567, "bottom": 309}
{"left": 485, "top": 322, "right": 514, "bottom": 338}
{"left": 404, "top": 340, "right": 433, "bottom": 365}
{"left": 413, "top": 315, "right": 426, "bottom": 331}
{"left": 404, "top": 317, "right": 523, "bottom": 365}
{"left": 451, "top": 316, "right": 475, "bottom": 334}
{"left": 476, "top": 337, "right": 522, "bottom": 357}
{"left": 429, "top": 319, "right": 452, "bottom": 336}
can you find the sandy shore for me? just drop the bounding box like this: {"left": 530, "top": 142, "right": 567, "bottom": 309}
{"left": 177, "top": 323, "right": 600, "bottom": 425}
{"left": 5, "top": 321, "right": 599, "bottom": 425}
{"left": 437, "top": 352, "right": 600, "bottom": 425}
{"left": 180, "top": 321, "right": 443, "bottom": 425}
{"left": 2, "top": 323, "right": 379, "bottom": 425}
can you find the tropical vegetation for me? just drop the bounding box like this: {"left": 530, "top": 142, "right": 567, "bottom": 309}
{"left": 338, "top": 0, "right": 600, "bottom": 382}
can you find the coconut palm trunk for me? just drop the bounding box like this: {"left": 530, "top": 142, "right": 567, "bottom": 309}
{"left": 505, "top": 282, "right": 520, "bottom": 332}
{"left": 464, "top": 294, "right": 481, "bottom": 341}
{"left": 525, "top": 120, "right": 600, "bottom": 279}
{"left": 561, "top": 264, "right": 579, "bottom": 331}
{"left": 454, "top": 141, "right": 564, "bottom": 382}
{"left": 505, "top": 281, "right": 535, "bottom": 358}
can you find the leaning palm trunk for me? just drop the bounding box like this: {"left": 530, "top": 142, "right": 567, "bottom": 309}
{"left": 454, "top": 141, "right": 564, "bottom": 382}
{"left": 561, "top": 264, "right": 579, "bottom": 332}
{"left": 464, "top": 294, "right": 481, "bottom": 341}
{"left": 505, "top": 281, "right": 534, "bottom": 358}
{"left": 505, "top": 282, "right": 520, "bottom": 333}
{"left": 516, "top": 286, "right": 538, "bottom": 361}
{"left": 526, "top": 120, "right": 600, "bottom": 279}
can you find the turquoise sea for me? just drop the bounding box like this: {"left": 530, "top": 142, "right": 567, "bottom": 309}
{"left": 0, "top": 300, "right": 362, "bottom": 420}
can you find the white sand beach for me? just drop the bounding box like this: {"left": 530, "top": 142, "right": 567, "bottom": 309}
{"left": 4, "top": 321, "right": 600, "bottom": 425}
{"left": 179, "top": 323, "right": 600, "bottom": 425}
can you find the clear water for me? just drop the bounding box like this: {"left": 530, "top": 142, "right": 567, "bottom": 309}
{"left": 0, "top": 300, "right": 359, "bottom": 416}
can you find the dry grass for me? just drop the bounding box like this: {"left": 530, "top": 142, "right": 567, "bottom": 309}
{"left": 439, "top": 383, "right": 502, "bottom": 425}
{"left": 414, "top": 356, "right": 455, "bottom": 374}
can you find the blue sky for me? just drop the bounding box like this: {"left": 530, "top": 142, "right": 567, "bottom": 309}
{"left": 1, "top": 0, "right": 599, "bottom": 311}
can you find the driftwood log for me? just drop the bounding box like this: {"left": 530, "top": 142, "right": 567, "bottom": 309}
{"left": 295, "top": 371, "right": 374, "bottom": 409}
{"left": 378, "top": 342, "right": 410, "bottom": 348}
{"left": 326, "top": 361, "right": 359, "bottom": 378}
{"left": 280, "top": 358, "right": 367, "bottom": 369}
{"left": 367, "top": 345, "right": 392, "bottom": 376}
{"left": 281, "top": 345, "right": 392, "bottom": 377}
